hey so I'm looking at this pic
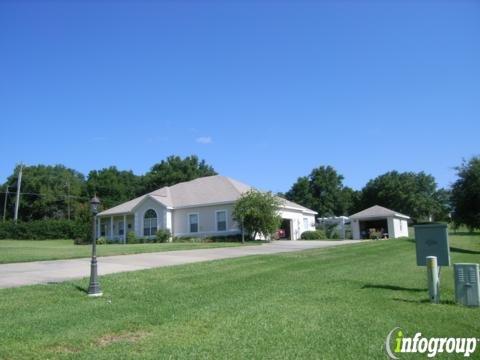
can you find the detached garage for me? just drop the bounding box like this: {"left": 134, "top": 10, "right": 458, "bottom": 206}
{"left": 350, "top": 205, "right": 410, "bottom": 240}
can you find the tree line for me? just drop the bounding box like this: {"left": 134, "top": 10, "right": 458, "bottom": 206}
{"left": 284, "top": 157, "right": 480, "bottom": 230}
{"left": 0, "top": 155, "right": 216, "bottom": 222}
{"left": 284, "top": 166, "right": 451, "bottom": 222}
{"left": 1, "top": 155, "right": 479, "bottom": 230}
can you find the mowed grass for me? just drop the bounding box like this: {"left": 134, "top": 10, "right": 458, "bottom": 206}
{"left": 0, "top": 234, "right": 479, "bottom": 359}
{"left": 0, "top": 240, "right": 249, "bottom": 264}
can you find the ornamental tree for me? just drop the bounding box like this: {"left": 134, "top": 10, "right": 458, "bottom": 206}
{"left": 233, "top": 190, "right": 282, "bottom": 242}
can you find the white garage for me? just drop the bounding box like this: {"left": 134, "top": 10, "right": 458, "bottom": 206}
{"left": 350, "top": 205, "right": 410, "bottom": 240}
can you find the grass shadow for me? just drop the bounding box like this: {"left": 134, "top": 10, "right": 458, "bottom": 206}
{"left": 392, "top": 297, "right": 456, "bottom": 305}
{"left": 73, "top": 284, "right": 88, "bottom": 294}
{"left": 362, "top": 284, "right": 426, "bottom": 292}
{"left": 450, "top": 247, "right": 480, "bottom": 255}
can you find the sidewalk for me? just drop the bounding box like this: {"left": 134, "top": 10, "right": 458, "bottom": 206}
{"left": 0, "top": 240, "right": 362, "bottom": 289}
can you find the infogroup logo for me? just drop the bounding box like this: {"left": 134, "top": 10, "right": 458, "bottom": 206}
{"left": 385, "top": 327, "right": 478, "bottom": 359}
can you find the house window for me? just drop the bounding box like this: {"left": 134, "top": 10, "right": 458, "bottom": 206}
{"left": 144, "top": 209, "right": 157, "bottom": 236}
{"left": 189, "top": 213, "right": 199, "bottom": 233}
{"left": 216, "top": 211, "right": 227, "bottom": 232}
{"left": 303, "top": 218, "right": 309, "bottom": 230}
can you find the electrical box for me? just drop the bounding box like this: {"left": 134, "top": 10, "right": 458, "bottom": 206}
{"left": 414, "top": 224, "right": 450, "bottom": 266}
{"left": 454, "top": 264, "right": 480, "bottom": 307}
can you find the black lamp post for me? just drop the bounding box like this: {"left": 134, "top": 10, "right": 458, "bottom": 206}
{"left": 88, "top": 194, "right": 102, "bottom": 297}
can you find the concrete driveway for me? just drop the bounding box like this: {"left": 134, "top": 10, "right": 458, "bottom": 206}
{"left": 0, "top": 240, "right": 361, "bottom": 289}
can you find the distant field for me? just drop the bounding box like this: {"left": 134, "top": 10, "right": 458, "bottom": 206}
{"left": 0, "top": 240, "right": 250, "bottom": 264}
{"left": 0, "top": 232, "right": 478, "bottom": 359}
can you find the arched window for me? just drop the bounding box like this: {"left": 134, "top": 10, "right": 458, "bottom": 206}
{"left": 144, "top": 209, "right": 157, "bottom": 236}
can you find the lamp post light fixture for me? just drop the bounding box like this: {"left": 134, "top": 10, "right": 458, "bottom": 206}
{"left": 88, "top": 194, "right": 102, "bottom": 297}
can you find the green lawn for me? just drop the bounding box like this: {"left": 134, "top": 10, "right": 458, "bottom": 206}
{"left": 0, "top": 240, "right": 250, "bottom": 264}
{"left": 0, "top": 233, "right": 479, "bottom": 359}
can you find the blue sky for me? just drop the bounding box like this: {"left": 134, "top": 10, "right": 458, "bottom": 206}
{"left": 1, "top": 1, "right": 479, "bottom": 193}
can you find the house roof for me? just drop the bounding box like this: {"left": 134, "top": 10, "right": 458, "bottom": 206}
{"left": 349, "top": 205, "right": 410, "bottom": 220}
{"left": 280, "top": 197, "right": 317, "bottom": 214}
{"left": 98, "top": 175, "right": 317, "bottom": 216}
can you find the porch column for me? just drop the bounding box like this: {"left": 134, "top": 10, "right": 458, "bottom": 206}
{"left": 123, "top": 214, "right": 127, "bottom": 244}
{"left": 133, "top": 213, "right": 138, "bottom": 237}
{"left": 110, "top": 216, "right": 114, "bottom": 240}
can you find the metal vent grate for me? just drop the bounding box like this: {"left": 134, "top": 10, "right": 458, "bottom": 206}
{"left": 454, "top": 264, "right": 480, "bottom": 307}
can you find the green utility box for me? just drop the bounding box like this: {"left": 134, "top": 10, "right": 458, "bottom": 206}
{"left": 414, "top": 223, "right": 450, "bottom": 266}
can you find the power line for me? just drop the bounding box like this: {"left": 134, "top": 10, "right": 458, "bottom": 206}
{"left": 66, "top": 180, "right": 71, "bottom": 220}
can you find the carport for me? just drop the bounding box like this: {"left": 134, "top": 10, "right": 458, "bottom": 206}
{"left": 350, "top": 205, "right": 410, "bottom": 240}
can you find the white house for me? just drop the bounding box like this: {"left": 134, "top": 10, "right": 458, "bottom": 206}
{"left": 96, "top": 175, "right": 317, "bottom": 242}
{"left": 350, "top": 205, "right": 410, "bottom": 240}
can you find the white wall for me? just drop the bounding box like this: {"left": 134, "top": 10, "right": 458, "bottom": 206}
{"left": 172, "top": 204, "right": 239, "bottom": 237}
{"left": 172, "top": 204, "right": 315, "bottom": 240}
{"left": 392, "top": 218, "right": 409, "bottom": 238}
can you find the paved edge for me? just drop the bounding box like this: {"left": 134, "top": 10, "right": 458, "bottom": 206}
{"left": 0, "top": 240, "right": 363, "bottom": 289}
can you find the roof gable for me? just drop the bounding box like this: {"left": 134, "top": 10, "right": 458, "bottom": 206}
{"left": 350, "top": 205, "right": 410, "bottom": 219}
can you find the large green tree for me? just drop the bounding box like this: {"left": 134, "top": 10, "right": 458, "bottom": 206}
{"left": 451, "top": 157, "right": 480, "bottom": 230}
{"left": 86, "top": 166, "right": 142, "bottom": 209}
{"left": 233, "top": 190, "right": 282, "bottom": 242}
{"left": 142, "top": 155, "right": 217, "bottom": 193}
{"left": 3, "top": 164, "right": 86, "bottom": 221}
{"left": 285, "top": 166, "right": 356, "bottom": 217}
{"left": 359, "top": 171, "right": 448, "bottom": 222}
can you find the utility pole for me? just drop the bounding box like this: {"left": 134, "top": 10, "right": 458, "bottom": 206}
{"left": 14, "top": 164, "right": 23, "bottom": 223}
{"left": 66, "top": 180, "right": 71, "bottom": 220}
{"left": 2, "top": 186, "right": 9, "bottom": 222}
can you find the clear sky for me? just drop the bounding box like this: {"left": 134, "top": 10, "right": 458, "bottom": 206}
{"left": 1, "top": 1, "right": 479, "bottom": 193}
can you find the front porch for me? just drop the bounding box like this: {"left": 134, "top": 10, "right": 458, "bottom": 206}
{"left": 96, "top": 214, "right": 135, "bottom": 243}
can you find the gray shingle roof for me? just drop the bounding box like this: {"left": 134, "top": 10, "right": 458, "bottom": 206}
{"left": 349, "top": 205, "right": 410, "bottom": 220}
{"left": 98, "top": 175, "right": 316, "bottom": 216}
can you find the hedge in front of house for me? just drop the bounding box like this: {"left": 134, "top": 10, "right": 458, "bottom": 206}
{"left": 300, "top": 230, "right": 327, "bottom": 240}
{"left": 172, "top": 234, "right": 243, "bottom": 243}
{"left": 0, "top": 220, "right": 89, "bottom": 240}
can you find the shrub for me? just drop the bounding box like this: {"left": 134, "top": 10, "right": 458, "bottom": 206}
{"left": 155, "top": 229, "right": 171, "bottom": 243}
{"left": 323, "top": 223, "right": 339, "bottom": 239}
{"left": 369, "top": 231, "right": 383, "bottom": 240}
{"left": 329, "top": 231, "right": 340, "bottom": 240}
{"left": 206, "top": 234, "right": 243, "bottom": 242}
{"left": 0, "top": 219, "right": 89, "bottom": 240}
{"left": 301, "top": 230, "right": 326, "bottom": 240}
{"left": 172, "top": 236, "right": 203, "bottom": 243}
{"left": 96, "top": 237, "right": 107, "bottom": 245}
{"left": 126, "top": 231, "right": 139, "bottom": 244}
